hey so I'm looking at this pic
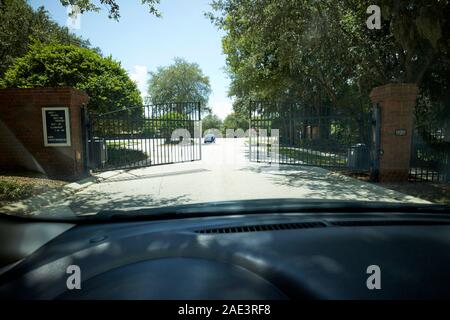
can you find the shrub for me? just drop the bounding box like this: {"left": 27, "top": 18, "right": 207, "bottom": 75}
{"left": 2, "top": 42, "right": 142, "bottom": 114}
{"left": 106, "top": 148, "right": 148, "bottom": 167}
{"left": 0, "top": 180, "right": 34, "bottom": 202}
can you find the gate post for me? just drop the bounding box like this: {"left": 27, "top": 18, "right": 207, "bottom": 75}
{"left": 446, "top": 142, "right": 450, "bottom": 183}
{"left": 369, "top": 83, "right": 418, "bottom": 182}
{"left": 0, "top": 88, "right": 90, "bottom": 181}
{"left": 249, "top": 101, "right": 252, "bottom": 162}
{"left": 370, "top": 103, "right": 381, "bottom": 181}
{"left": 198, "top": 102, "right": 202, "bottom": 161}
{"left": 80, "top": 106, "right": 89, "bottom": 174}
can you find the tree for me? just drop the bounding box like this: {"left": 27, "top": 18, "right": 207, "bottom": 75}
{"left": 60, "top": 0, "right": 161, "bottom": 20}
{"left": 155, "top": 112, "right": 190, "bottom": 144}
{"left": 1, "top": 42, "right": 142, "bottom": 114}
{"left": 0, "top": 0, "right": 93, "bottom": 76}
{"left": 147, "top": 58, "right": 212, "bottom": 113}
{"left": 202, "top": 114, "right": 223, "bottom": 133}
{"left": 209, "top": 0, "right": 450, "bottom": 125}
{"left": 223, "top": 112, "right": 249, "bottom": 135}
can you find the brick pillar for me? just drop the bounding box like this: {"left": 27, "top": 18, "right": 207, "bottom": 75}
{"left": 0, "top": 88, "right": 89, "bottom": 181}
{"left": 369, "top": 83, "right": 418, "bottom": 182}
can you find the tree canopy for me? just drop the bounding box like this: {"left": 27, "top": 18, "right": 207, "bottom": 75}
{"left": 1, "top": 42, "right": 142, "bottom": 114}
{"left": 209, "top": 0, "right": 450, "bottom": 125}
{"left": 202, "top": 114, "right": 223, "bottom": 133}
{"left": 0, "top": 0, "right": 94, "bottom": 76}
{"left": 223, "top": 112, "right": 249, "bottom": 133}
{"left": 147, "top": 58, "right": 212, "bottom": 113}
{"left": 60, "top": 0, "right": 161, "bottom": 20}
{"left": 145, "top": 111, "right": 190, "bottom": 143}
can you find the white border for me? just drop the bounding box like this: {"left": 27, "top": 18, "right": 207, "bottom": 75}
{"left": 42, "top": 107, "right": 72, "bottom": 147}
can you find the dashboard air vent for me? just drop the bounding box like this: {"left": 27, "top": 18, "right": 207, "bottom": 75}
{"left": 195, "top": 222, "right": 326, "bottom": 234}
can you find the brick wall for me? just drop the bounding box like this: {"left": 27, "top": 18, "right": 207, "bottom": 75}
{"left": 370, "top": 83, "right": 418, "bottom": 182}
{"left": 0, "top": 88, "right": 89, "bottom": 181}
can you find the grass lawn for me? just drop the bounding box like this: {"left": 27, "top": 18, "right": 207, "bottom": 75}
{"left": 279, "top": 147, "right": 347, "bottom": 166}
{"left": 0, "top": 172, "right": 67, "bottom": 206}
{"left": 250, "top": 142, "right": 348, "bottom": 166}
{"left": 106, "top": 140, "right": 141, "bottom": 148}
{"left": 105, "top": 148, "right": 148, "bottom": 167}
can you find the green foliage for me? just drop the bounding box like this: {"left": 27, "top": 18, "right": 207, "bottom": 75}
{"left": 141, "top": 112, "right": 193, "bottom": 142}
{"left": 0, "top": 179, "right": 33, "bottom": 202}
{"left": 106, "top": 147, "right": 148, "bottom": 167}
{"left": 223, "top": 112, "right": 249, "bottom": 133}
{"left": 279, "top": 147, "right": 347, "bottom": 167}
{"left": 147, "top": 58, "right": 212, "bottom": 113}
{"left": 155, "top": 112, "right": 190, "bottom": 143}
{"left": 209, "top": 0, "right": 450, "bottom": 125}
{"left": 60, "top": 0, "right": 161, "bottom": 20}
{"left": 1, "top": 42, "right": 142, "bottom": 114}
{"left": 202, "top": 114, "right": 223, "bottom": 133}
{"left": 0, "top": 0, "right": 93, "bottom": 76}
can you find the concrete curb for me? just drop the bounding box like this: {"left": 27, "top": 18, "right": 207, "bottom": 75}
{"left": 0, "top": 170, "right": 125, "bottom": 216}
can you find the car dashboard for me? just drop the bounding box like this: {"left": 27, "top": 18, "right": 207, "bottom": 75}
{"left": 1, "top": 211, "right": 450, "bottom": 299}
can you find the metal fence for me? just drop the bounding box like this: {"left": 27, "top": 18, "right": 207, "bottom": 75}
{"left": 410, "top": 126, "right": 450, "bottom": 182}
{"left": 249, "top": 101, "right": 372, "bottom": 171}
{"left": 248, "top": 101, "right": 450, "bottom": 183}
{"left": 87, "top": 102, "right": 202, "bottom": 171}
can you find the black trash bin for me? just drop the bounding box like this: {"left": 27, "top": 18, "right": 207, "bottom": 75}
{"left": 91, "top": 138, "right": 108, "bottom": 169}
{"left": 348, "top": 143, "right": 370, "bottom": 170}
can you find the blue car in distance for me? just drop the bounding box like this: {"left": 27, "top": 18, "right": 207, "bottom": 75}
{"left": 204, "top": 134, "right": 216, "bottom": 143}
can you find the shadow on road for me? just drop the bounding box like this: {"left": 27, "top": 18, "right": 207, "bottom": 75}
{"left": 239, "top": 164, "right": 423, "bottom": 203}
{"left": 101, "top": 169, "right": 210, "bottom": 184}
{"left": 70, "top": 192, "right": 191, "bottom": 216}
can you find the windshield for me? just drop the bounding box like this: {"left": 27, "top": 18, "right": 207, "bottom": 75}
{"left": 0, "top": 0, "right": 449, "bottom": 221}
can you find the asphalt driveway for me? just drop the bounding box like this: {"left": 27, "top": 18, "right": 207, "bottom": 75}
{"left": 27, "top": 138, "right": 426, "bottom": 217}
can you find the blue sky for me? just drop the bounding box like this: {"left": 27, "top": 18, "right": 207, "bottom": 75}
{"left": 28, "top": 0, "right": 232, "bottom": 119}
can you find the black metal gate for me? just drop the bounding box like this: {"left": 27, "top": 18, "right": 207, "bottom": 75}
{"left": 249, "top": 101, "right": 373, "bottom": 171}
{"left": 410, "top": 125, "right": 450, "bottom": 182}
{"left": 86, "top": 102, "right": 202, "bottom": 172}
